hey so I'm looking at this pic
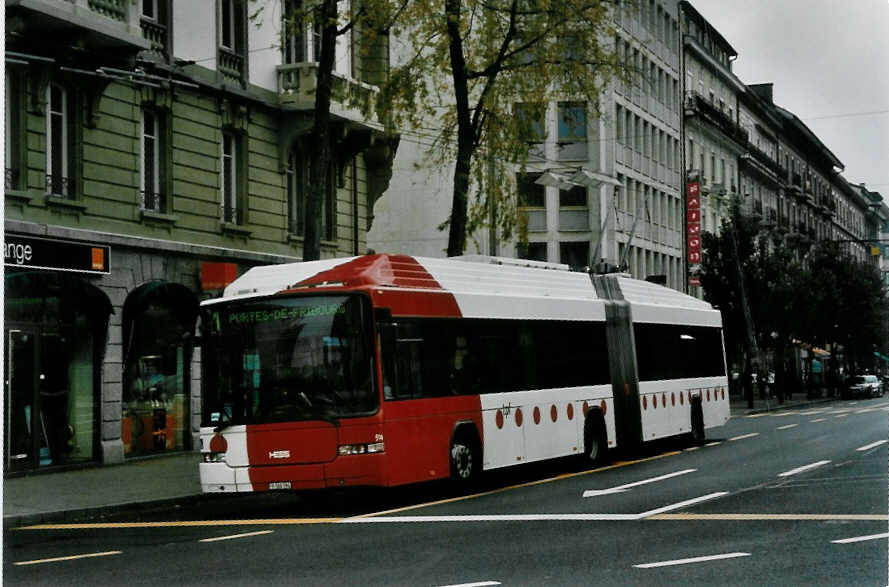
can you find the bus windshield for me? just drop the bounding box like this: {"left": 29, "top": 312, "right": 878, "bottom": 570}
{"left": 200, "top": 294, "right": 376, "bottom": 427}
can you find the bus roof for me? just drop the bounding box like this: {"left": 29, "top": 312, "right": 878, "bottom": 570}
{"left": 208, "top": 254, "right": 720, "bottom": 326}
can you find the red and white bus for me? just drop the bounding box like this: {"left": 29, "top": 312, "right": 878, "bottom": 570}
{"left": 198, "top": 254, "right": 729, "bottom": 493}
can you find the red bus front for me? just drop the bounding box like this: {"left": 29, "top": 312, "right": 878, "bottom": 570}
{"left": 198, "top": 292, "right": 388, "bottom": 492}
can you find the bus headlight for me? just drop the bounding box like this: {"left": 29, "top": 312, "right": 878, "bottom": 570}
{"left": 338, "top": 442, "right": 384, "bottom": 456}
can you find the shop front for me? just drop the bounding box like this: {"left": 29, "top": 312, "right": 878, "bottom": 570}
{"left": 121, "top": 281, "right": 198, "bottom": 457}
{"left": 4, "top": 236, "right": 112, "bottom": 472}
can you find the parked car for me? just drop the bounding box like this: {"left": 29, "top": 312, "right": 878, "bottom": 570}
{"left": 847, "top": 375, "right": 883, "bottom": 398}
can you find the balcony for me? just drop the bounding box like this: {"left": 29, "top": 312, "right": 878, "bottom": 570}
{"left": 685, "top": 92, "right": 748, "bottom": 144}
{"left": 278, "top": 63, "right": 380, "bottom": 126}
{"left": 140, "top": 17, "right": 169, "bottom": 59}
{"left": 219, "top": 48, "right": 246, "bottom": 86}
{"left": 6, "top": 0, "right": 148, "bottom": 54}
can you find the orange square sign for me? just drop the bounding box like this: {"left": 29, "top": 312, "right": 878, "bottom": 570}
{"left": 91, "top": 247, "right": 105, "bottom": 271}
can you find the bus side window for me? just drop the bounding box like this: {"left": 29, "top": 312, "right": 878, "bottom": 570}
{"left": 379, "top": 322, "right": 424, "bottom": 400}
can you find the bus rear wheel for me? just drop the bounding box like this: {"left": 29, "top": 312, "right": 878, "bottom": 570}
{"left": 583, "top": 412, "right": 608, "bottom": 467}
{"left": 450, "top": 433, "right": 480, "bottom": 485}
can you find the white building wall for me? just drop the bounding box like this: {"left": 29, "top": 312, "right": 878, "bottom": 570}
{"left": 173, "top": 0, "right": 216, "bottom": 70}
{"left": 249, "top": 0, "right": 282, "bottom": 92}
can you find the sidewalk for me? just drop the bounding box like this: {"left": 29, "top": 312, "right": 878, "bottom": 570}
{"left": 3, "top": 393, "right": 840, "bottom": 528}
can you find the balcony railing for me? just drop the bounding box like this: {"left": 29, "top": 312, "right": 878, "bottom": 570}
{"left": 277, "top": 63, "right": 378, "bottom": 123}
{"left": 218, "top": 48, "right": 246, "bottom": 85}
{"left": 140, "top": 191, "right": 165, "bottom": 213}
{"left": 6, "top": 167, "right": 20, "bottom": 191}
{"left": 685, "top": 92, "right": 748, "bottom": 143}
{"left": 46, "top": 174, "right": 72, "bottom": 198}
{"left": 222, "top": 205, "right": 243, "bottom": 225}
{"left": 88, "top": 0, "right": 127, "bottom": 21}
{"left": 140, "top": 17, "right": 169, "bottom": 57}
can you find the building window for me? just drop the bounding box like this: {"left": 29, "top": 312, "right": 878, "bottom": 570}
{"left": 283, "top": 0, "right": 321, "bottom": 63}
{"left": 517, "top": 172, "right": 545, "bottom": 208}
{"left": 515, "top": 102, "right": 546, "bottom": 159}
{"left": 221, "top": 131, "right": 243, "bottom": 224}
{"left": 560, "top": 241, "right": 590, "bottom": 269}
{"left": 518, "top": 242, "right": 547, "bottom": 262}
{"left": 141, "top": 109, "right": 168, "bottom": 212}
{"left": 286, "top": 147, "right": 335, "bottom": 240}
{"left": 46, "top": 83, "right": 74, "bottom": 198}
{"left": 218, "top": 0, "right": 247, "bottom": 82}
{"left": 560, "top": 185, "right": 587, "bottom": 208}
{"left": 5, "top": 70, "right": 23, "bottom": 191}
{"left": 557, "top": 102, "right": 587, "bottom": 160}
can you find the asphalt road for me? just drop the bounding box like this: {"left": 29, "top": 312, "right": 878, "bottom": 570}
{"left": 6, "top": 397, "right": 888, "bottom": 586}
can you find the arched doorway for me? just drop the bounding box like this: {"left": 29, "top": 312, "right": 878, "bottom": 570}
{"left": 4, "top": 271, "right": 111, "bottom": 471}
{"left": 122, "top": 281, "right": 198, "bottom": 457}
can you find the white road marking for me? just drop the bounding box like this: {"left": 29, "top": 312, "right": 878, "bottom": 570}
{"left": 778, "top": 460, "right": 831, "bottom": 477}
{"left": 637, "top": 492, "right": 729, "bottom": 518}
{"left": 14, "top": 551, "right": 122, "bottom": 566}
{"left": 810, "top": 418, "right": 827, "bottom": 423}
{"left": 340, "top": 514, "right": 641, "bottom": 523}
{"left": 437, "top": 582, "right": 501, "bottom": 587}
{"left": 633, "top": 552, "right": 750, "bottom": 569}
{"left": 831, "top": 532, "right": 889, "bottom": 544}
{"left": 199, "top": 530, "right": 274, "bottom": 542}
{"left": 729, "top": 433, "right": 760, "bottom": 441}
{"left": 583, "top": 469, "right": 696, "bottom": 498}
{"left": 776, "top": 424, "right": 798, "bottom": 430}
{"left": 704, "top": 441, "right": 722, "bottom": 447}
{"left": 834, "top": 414, "right": 848, "bottom": 418}
{"left": 684, "top": 446, "right": 700, "bottom": 452}
{"left": 856, "top": 440, "right": 889, "bottom": 452}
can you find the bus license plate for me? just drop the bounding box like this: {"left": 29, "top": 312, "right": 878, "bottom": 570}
{"left": 269, "top": 482, "right": 291, "bottom": 490}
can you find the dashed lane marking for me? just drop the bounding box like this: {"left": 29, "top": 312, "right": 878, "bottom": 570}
{"left": 776, "top": 424, "right": 798, "bottom": 430}
{"left": 650, "top": 513, "right": 888, "bottom": 521}
{"left": 199, "top": 530, "right": 274, "bottom": 542}
{"left": 14, "top": 551, "right": 122, "bottom": 566}
{"left": 729, "top": 433, "right": 760, "bottom": 441}
{"left": 856, "top": 440, "right": 889, "bottom": 452}
{"left": 810, "top": 418, "right": 827, "bottom": 423}
{"left": 704, "top": 442, "right": 722, "bottom": 447}
{"left": 778, "top": 460, "right": 831, "bottom": 477}
{"left": 583, "top": 469, "right": 696, "bottom": 498}
{"left": 831, "top": 532, "right": 889, "bottom": 544}
{"left": 633, "top": 552, "right": 750, "bottom": 568}
{"left": 437, "top": 582, "right": 501, "bottom": 587}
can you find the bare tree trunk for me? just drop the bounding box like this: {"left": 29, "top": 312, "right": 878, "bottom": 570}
{"left": 304, "top": 0, "right": 338, "bottom": 262}
{"left": 445, "top": 0, "right": 474, "bottom": 257}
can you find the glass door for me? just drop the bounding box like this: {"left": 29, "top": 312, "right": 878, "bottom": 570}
{"left": 5, "top": 329, "right": 47, "bottom": 471}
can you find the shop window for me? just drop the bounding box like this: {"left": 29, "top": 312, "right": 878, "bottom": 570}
{"left": 122, "top": 282, "right": 198, "bottom": 458}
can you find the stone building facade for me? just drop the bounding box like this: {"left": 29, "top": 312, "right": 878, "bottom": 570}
{"left": 4, "top": 0, "right": 394, "bottom": 472}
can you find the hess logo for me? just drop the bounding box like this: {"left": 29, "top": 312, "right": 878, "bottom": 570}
{"left": 268, "top": 450, "right": 291, "bottom": 459}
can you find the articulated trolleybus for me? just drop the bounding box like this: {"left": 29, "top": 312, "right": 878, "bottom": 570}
{"left": 199, "top": 254, "right": 729, "bottom": 493}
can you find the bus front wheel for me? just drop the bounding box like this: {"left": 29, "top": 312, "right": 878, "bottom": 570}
{"left": 450, "top": 431, "right": 480, "bottom": 485}
{"left": 690, "top": 397, "right": 705, "bottom": 443}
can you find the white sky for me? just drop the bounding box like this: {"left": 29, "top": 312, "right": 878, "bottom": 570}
{"left": 690, "top": 0, "right": 889, "bottom": 193}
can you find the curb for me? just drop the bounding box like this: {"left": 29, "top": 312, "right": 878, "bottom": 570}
{"left": 4, "top": 494, "right": 206, "bottom": 529}
{"left": 731, "top": 396, "right": 839, "bottom": 416}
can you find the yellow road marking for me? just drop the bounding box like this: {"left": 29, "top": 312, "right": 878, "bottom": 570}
{"left": 18, "top": 518, "right": 342, "bottom": 530}
{"left": 648, "top": 513, "right": 888, "bottom": 521}
{"left": 14, "top": 551, "right": 121, "bottom": 566}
